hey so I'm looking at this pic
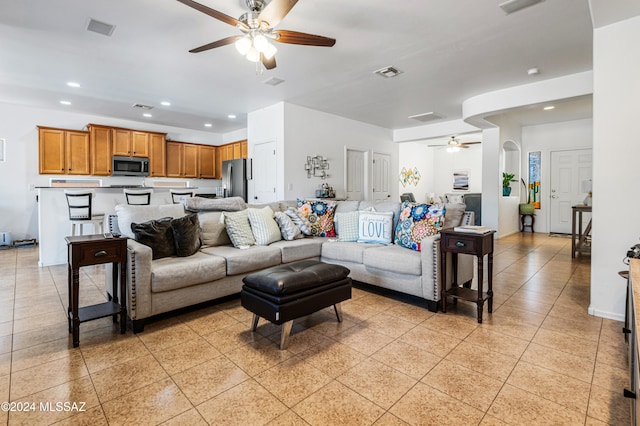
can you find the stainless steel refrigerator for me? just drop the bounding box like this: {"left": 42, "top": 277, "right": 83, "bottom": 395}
{"left": 222, "top": 159, "right": 248, "bottom": 201}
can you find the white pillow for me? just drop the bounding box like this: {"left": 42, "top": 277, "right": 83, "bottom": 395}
{"left": 223, "top": 210, "right": 255, "bottom": 247}
{"left": 247, "top": 206, "right": 282, "bottom": 245}
{"left": 335, "top": 211, "right": 359, "bottom": 242}
{"left": 358, "top": 211, "right": 394, "bottom": 245}
{"left": 115, "top": 203, "right": 186, "bottom": 239}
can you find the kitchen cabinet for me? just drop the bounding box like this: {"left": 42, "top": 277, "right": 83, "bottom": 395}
{"left": 166, "top": 141, "right": 198, "bottom": 178}
{"left": 38, "top": 127, "right": 90, "bottom": 175}
{"left": 215, "top": 146, "right": 223, "bottom": 179}
{"left": 112, "top": 128, "right": 149, "bottom": 157}
{"left": 149, "top": 133, "right": 166, "bottom": 177}
{"left": 198, "top": 145, "right": 216, "bottom": 178}
{"left": 89, "top": 125, "right": 112, "bottom": 176}
{"left": 240, "top": 140, "right": 248, "bottom": 158}
{"left": 233, "top": 142, "right": 241, "bottom": 159}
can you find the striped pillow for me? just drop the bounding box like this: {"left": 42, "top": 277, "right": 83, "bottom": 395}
{"left": 223, "top": 210, "right": 255, "bottom": 248}
{"left": 247, "top": 206, "right": 281, "bottom": 245}
{"left": 274, "top": 211, "right": 302, "bottom": 241}
{"left": 285, "top": 208, "right": 312, "bottom": 235}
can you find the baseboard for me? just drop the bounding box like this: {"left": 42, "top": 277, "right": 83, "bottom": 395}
{"left": 588, "top": 305, "right": 625, "bottom": 322}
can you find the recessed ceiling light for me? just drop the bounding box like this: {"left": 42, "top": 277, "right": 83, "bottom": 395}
{"left": 143, "top": 113, "right": 152, "bottom": 117}
{"left": 204, "top": 123, "right": 212, "bottom": 127}
{"left": 160, "top": 101, "right": 171, "bottom": 106}
{"left": 227, "top": 114, "right": 236, "bottom": 119}
{"left": 499, "top": 0, "right": 545, "bottom": 15}
{"left": 527, "top": 67, "right": 540, "bottom": 76}
{"left": 67, "top": 82, "right": 80, "bottom": 88}
{"left": 59, "top": 100, "right": 71, "bottom": 105}
{"left": 543, "top": 106, "right": 555, "bottom": 110}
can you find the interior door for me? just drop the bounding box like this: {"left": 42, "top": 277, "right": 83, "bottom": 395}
{"left": 346, "top": 149, "right": 366, "bottom": 200}
{"left": 253, "top": 141, "right": 277, "bottom": 203}
{"left": 372, "top": 152, "right": 391, "bottom": 202}
{"left": 549, "top": 149, "right": 592, "bottom": 233}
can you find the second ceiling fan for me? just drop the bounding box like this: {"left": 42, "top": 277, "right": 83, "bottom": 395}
{"left": 177, "top": 0, "right": 336, "bottom": 70}
{"left": 428, "top": 136, "right": 481, "bottom": 152}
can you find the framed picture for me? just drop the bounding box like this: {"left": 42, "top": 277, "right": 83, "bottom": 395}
{"left": 453, "top": 170, "right": 469, "bottom": 191}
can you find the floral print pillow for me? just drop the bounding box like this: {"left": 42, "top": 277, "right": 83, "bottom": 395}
{"left": 296, "top": 199, "right": 337, "bottom": 237}
{"left": 394, "top": 201, "right": 446, "bottom": 251}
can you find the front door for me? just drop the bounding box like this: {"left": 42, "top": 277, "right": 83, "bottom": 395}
{"left": 372, "top": 152, "right": 391, "bottom": 202}
{"left": 549, "top": 149, "right": 592, "bottom": 233}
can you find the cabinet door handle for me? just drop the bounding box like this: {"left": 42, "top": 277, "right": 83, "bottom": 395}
{"left": 455, "top": 241, "right": 466, "bottom": 247}
{"left": 94, "top": 250, "right": 108, "bottom": 257}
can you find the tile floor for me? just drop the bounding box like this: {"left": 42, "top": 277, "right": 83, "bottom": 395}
{"left": 0, "top": 233, "right": 631, "bottom": 425}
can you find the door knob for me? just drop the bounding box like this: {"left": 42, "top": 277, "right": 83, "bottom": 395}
{"left": 551, "top": 195, "right": 558, "bottom": 199}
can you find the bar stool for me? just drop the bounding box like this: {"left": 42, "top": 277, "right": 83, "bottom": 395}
{"left": 64, "top": 190, "right": 104, "bottom": 236}
{"left": 169, "top": 189, "right": 194, "bottom": 204}
{"left": 124, "top": 188, "right": 153, "bottom": 205}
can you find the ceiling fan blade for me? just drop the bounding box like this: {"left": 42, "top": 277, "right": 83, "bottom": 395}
{"left": 261, "top": 53, "right": 277, "bottom": 70}
{"left": 258, "top": 0, "right": 298, "bottom": 28}
{"left": 189, "top": 36, "right": 242, "bottom": 53}
{"left": 177, "top": 0, "right": 246, "bottom": 29}
{"left": 274, "top": 30, "right": 336, "bottom": 47}
{"left": 460, "top": 141, "right": 482, "bottom": 145}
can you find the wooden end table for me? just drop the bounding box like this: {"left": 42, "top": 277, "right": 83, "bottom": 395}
{"left": 65, "top": 235, "right": 127, "bottom": 347}
{"left": 440, "top": 229, "right": 495, "bottom": 323}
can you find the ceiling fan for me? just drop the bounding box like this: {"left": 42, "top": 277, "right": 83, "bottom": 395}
{"left": 428, "top": 136, "right": 481, "bottom": 152}
{"left": 177, "top": 0, "right": 336, "bottom": 70}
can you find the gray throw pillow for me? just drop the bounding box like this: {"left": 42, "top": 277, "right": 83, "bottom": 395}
{"left": 171, "top": 214, "right": 201, "bottom": 257}
{"left": 224, "top": 210, "right": 256, "bottom": 247}
{"left": 131, "top": 217, "right": 176, "bottom": 260}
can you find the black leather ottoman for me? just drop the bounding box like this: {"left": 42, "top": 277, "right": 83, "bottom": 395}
{"left": 241, "top": 260, "right": 352, "bottom": 349}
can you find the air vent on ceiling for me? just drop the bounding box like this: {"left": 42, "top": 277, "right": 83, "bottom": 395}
{"left": 373, "top": 66, "right": 403, "bottom": 78}
{"left": 499, "top": 0, "right": 545, "bottom": 15}
{"left": 408, "top": 112, "right": 445, "bottom": 122}
{"left": 86, "top": 18, "right": 116, "bottom": 37}
{"left": 263, "top": 77, "right": 285, "bottom": 86}
{"left": 132, "top": 103, "right": 154, "bottom": 110}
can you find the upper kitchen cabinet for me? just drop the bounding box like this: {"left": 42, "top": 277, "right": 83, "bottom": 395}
{"left": 89, "top": 124, "right": 112, "bottom": 176}
{"left": 112, "top": 128, "right": 149, "bottom": 157}
{"left": 198, "top": 145, "right": 216, "bottom": 179}
{"left": 166, "top": 141, "right": 198, "bottom": 178}
{"left": 38, "top": 127, "right": 90, "bottom": 175}
{"left": 149, "top": 133, "right": 166, "bottom": 177}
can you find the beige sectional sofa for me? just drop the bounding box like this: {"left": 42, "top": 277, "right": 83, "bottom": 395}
{"left": 108, "top": 198, "right": 474, "bottom": 332}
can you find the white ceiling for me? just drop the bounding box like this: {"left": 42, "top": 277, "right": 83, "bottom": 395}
{"left": 0, "top": 0, "right": 595, "bottom": 134}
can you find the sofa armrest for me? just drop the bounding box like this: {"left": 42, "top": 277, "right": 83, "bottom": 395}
{"left": 107, "top": 214, "right": 121, "bottom": 234}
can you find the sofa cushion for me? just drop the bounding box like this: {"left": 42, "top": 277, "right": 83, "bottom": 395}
{"left": 443, "top": 202, "right": 466, "bottom": 229}
{"left": 335, "top": 200, "right": 361, "bottom": 214}
{"left": 223, "top": 210, "right": 256, "bottom": 247}
{"left": 321, "top": 241, "right": 382, "bottom": 264}
{"left": 131, "top": 217, "right": 176, "bottom": 260}
{"left": 358, "top": 201, "right": 402, "bottom": 230}
{"left": 296, "top": 199, "right": 337, "bottom": 237}
{"left": 335, "top": 211, "right": 359, "bottom": 242}
{"left": 248, "top": 206, "right": 282, "bottom": 246}
{"left": 198, "top": 211, "right": 231, "bottom": 246}
{"left": 395, "top": 202, "right": 446, "bottom": 251}
{"left": 116, "top": 203, "right": 185, "bottom": 239}
{"left": 200, "top": 245, "right": 282, "bottom": 275}
{"left": 363, "top": 245, "right": 422, "bottom": 276}
{"left": 357, "top": 211, "right": 394, "bottom": 245}
{"left": 269, "top": 238, "right": 324, "bottom": 263}
{"left": 274, "top": 211, "right": 302, "bottom": 241}
{"left": 151, "top": 251, "right": 227, "bottom": 293}
{"left": 171, "top": 214, "right": 202, "bottom": 257}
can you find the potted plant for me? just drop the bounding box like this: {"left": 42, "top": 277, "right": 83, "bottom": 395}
{"left": 502, "top": 172, "right": 516, "bottom": 196}
{"left": 520, "top": 178, "right": 535, "bottom": 214}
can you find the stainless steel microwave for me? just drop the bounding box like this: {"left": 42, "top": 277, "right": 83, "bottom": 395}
{"left": 112, "top": 156, "right": 149, "bottom": 176}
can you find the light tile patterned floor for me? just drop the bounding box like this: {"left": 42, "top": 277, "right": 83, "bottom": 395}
{"left": 0, "top": 233, "right": 631, "bottom": 425}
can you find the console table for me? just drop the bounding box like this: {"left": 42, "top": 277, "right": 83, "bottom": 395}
{"left": 571, "top": 205, "right": 592, "bottom": 258}
{"left": 440, "top": 229, "right": 495, "bottom": 323}
{"left": 65, "top": 235, "right": 127, "bottom": 347}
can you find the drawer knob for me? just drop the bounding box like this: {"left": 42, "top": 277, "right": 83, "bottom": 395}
{"left": 94, "top": 250, "right": 108, "bottom": 257}
{"left": 455, "top": 241, "right": 466, "bottom": 247}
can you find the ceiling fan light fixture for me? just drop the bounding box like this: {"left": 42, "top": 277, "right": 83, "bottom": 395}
{"left": 263, "top": 43, "right": 277, "bottom": 60}
{"left": 253, "top": 34, "right": 268, "bottom": 52}
{"left": 246, "top": 46, "right": 260, "bottom": 62}
{"left": 446, "top": 146, "right": 460, "bottom": 153}
{"left": 235, "top": 36, "right": 252, "bottom": 55}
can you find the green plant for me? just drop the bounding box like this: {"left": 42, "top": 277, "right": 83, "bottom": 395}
{"left": 502, "top": 172, "right": 516, "bottom": 188}
{"left": 521, "top": 178, "right": 531, "bottom": 204}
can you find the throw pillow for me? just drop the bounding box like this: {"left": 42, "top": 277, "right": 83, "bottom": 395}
{"left": 131, "top": 217, "right": 176, "bottom": 260}
{"left": 394, "top": 202, "right": 446, "bottom": 251}
{"left": 197, "top": 211, "right": 231, "bottom": 246}
{"left": 171, "top": 214, "right": 201, "bottom": 257}
{"left": 247, "top": 206, "right": 282, "bottom": 245}
{"left": 223, "top": 210, "right": 256, "bottom": 248}
{"left": 274, "top": 211, "right": 302, "bottom": 241}
{"left": 443, "top": 202, "right": 466, "bottom": 229}
{"left": 285, "top": 208, "right": 312, "bottom": 235}
{"left": 296, "top": 199, "right": 337, "bottom": 237}
{"left": 358, "top": 211, "right": 394, "bottom": 245}
{"left": 116, "top": 203, "right": 185, "bottom": 239}
{"left": 334, "top": 211, "right": 359, "bottom": 242}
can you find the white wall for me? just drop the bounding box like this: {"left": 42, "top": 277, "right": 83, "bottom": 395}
{"left": 431, "top": 145, "right": 483, "bottom": 196}
{"left": 521, "top": 118, "right": 593, "bottom": 233}
{"left": 282, "top": 103, "right": 395, "bottom": 201}
{"left": 247, "top": 102, "right": 285, "bottom": 201}
{"left": 0, "top": 102, "right": 223, "bottom": 241}
{"left": 590, "top": 15, "right": 640, "bottom": 321}
{"left": 481, "top": 128, "right": 500, "bottom": 232}
{"left": 398, "top": 142, "right": 433, "bottom": 203}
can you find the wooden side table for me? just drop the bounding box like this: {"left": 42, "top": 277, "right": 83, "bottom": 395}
{"left": 440, "top": 229, "right": 495, "bottom": 323}
{"left": 65, "top": 235, "right": 127, "bottom": 347}
{"left": 520, "top": 213, "right": 535, "bottom": 232}
{"left": 571, "top": 205, "right": 592, "bottom": 258}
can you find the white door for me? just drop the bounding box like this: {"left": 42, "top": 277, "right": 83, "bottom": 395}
{"left": 346, "top": 149, "right": 366, "bottom": 200}
{"left": 549, "top": 149, "right": 592, "bottom": 233}
{"left": 372, "top": 152, "right": 391, "bottom": 202}
{"left": 253, "top": 141, "right": 277, "bottom": 203}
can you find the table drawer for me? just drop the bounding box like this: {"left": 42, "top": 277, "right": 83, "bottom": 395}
{"left": 442, "top": 235, "right": 479, "bottom": 254}
{"left": 76, "top": 241, "right": 124, "bottom": 266}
